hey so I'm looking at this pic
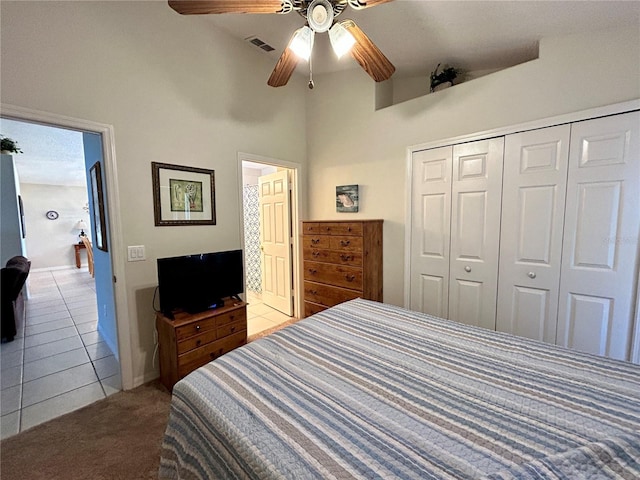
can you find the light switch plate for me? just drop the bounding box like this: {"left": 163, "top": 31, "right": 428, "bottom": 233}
{"left": 127, "top": 245, "right": 146, "bottom": 262}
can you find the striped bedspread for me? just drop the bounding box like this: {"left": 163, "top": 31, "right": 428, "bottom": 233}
{"left": 159, "top": 299, "right": 640, "bottom": 479}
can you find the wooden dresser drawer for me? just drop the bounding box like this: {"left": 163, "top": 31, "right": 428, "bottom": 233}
{"left": 324, "top": 222, "right": 363, "bottom": 236}
{"left": 304, "top": 261, "right": 363, "bottom": 290}
{"left": 177, "top": 330, "right": 246, "bottom": 378}
{"left": 329, "top": 236, "right": 363, "bottom": 252}
{"left": 301, "top": 220, "right": 382, "bottom": 318}
{"left": 303, "top": 247, "right": 363, "bottom": 266}
{"left": 177, "top": 329, "right": 218, "bottom": 355}
{"left": 303, "top": 222, "right": 363, "bottom": 236}
{"left": 157, "top": 301, "right": 248, "bottom": 390}
{"left": 304, "top": 301, "right": 327, "bottom": 317}
{"left": 175, "top": 316, "right": 217, "bottom": 341}
{"left": 216, "top": 308, "right": 246, "bottom": 327}
{"left": 304, "top": 281, "right": 361, "bottom": 307}
{"left": 302, "top": 236, "right": 331, "bottom": 249}
{"left": 217, "top": 319, "right": 246, "bottom": 338}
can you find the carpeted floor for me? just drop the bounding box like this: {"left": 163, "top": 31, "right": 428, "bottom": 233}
{"left": 0, "top": 381, "right": 172, "bottom": 480}
{"left": 1, "top": 318, "right": 301, "bottom": 479}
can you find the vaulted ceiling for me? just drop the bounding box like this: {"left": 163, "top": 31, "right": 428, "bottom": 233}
{"left": 197, "top": 0, "right": 640, "bottom": 79}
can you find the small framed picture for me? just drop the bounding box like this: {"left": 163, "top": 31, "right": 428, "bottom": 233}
{"left": 336, "top": 185, "right": 359, "bottom": 212}
{"left": 152, "top": 162, "right": 216, "bottom": 226}
{"left": 89, "top": 161, "right": 108, "bottom": 252}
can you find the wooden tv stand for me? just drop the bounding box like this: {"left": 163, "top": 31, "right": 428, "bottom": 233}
{"left": 156, "top": 300, "right": 247, "bottom": 390}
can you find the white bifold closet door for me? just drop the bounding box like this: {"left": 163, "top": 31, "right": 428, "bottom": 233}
{"left": 409, "top": 146, "right": 452, "bottom": 318}
{"left": 496, "top": 125, "right": 571, "bottom": 343}
{"left": 449, "top": 139, "right": 504, "bottom": 330}
{"left": 556, "top": 111, "right": 640, "bottom": 360}
{"left": 409, "top": 138, "right": 504, "bottom": 330}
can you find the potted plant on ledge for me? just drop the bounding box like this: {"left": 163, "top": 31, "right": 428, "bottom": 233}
{"left": 1, "top": 135, "right": 23, "bottom": 155}
{"left": 430, "top": 64, "right": 459, "bottom": 93}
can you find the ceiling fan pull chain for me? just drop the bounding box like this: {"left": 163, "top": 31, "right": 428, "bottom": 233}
{"left": 308, "top": 55, "right": 315, "bottom": 89}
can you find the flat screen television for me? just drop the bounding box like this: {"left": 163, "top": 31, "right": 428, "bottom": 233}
{"left": 157, "top": 249, "right": 244, "bottom": 318}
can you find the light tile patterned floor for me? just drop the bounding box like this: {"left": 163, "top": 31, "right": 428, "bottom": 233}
{"left": 0, "top": 282, "right": 290, "bottom": 440}
{"left": 0, "top": 268, "right": 121, "bottom": 440}
{"left": 246, "top": 291, "right": 296, "bottom": 337}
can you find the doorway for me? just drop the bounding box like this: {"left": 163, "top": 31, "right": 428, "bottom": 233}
{"left": 0, "top": 116, "right": 121, "bottom": 438}
{"left": 239, "top": 153, "right": 302, "bottom": 335}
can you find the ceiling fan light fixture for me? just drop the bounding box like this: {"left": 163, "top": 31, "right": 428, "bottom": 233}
{"left": 288, "top": 26, "right": 315, "bottom": 61}
{"left": 307, "top": 0, "right": 334, "bottom": 33}
{"left": 329, "top": 22, "right": 356, "bottom": 58}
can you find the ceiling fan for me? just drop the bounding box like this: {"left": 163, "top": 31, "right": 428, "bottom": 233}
{"left": 168, "top": 0, "right": 396, "bottom": 88}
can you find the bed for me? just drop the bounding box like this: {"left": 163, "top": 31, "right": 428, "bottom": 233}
{"left": 159, "top": 299, "right": 640, "bottom": 479}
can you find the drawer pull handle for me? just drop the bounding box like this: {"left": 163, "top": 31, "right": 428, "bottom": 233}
{"left": 311, "top": 239, "right": 320, "bottom": 245}
{"left": 312, "top": 251, "right": 320, "bottom": 257}
{"left": 309, "top": 269, "right": 317, "bottom": 275}
{"left": 229, "top": 315, "right": 235, "bottom": 320}
{"left": 340, "top": 240, "right": 351, "bottom": 246}
{"left": 340, "top": 254, "right": 352, "bottom": 261}
{"left": 307, "top": 226, "right": 312, "bottom": 231}
{"left": 528, "top": 271, "right": 536, "bottom": 279}
{"left": 325, "top": 227, "right": 331, "bottom": 231}
{"left": 346, "top": 274, "right": 356, "bottom": 282}
{"left": 310, "top": 290, "right": 318, "bottom": 295}
{"left": 195, "top": 325, "right": 201, "bottom": 331}
{"left": 196, "top": 340, "right": 201, "bottom": 347}
{"left": 230, "top": 326, "right": 236, "bottom": 332}
{"left": 348, "top": 227, "right": 352, "bottom": 232}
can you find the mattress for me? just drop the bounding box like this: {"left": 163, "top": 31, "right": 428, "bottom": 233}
{"left": 159, "top": 299, "right": 640, "bottom": 479}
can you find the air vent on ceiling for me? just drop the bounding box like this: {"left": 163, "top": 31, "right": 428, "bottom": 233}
{"left": 246, "top": 36, "right": 276, "bottom": 53}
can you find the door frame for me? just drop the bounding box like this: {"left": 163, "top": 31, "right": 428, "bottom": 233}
{"left": 1, "top": 103, "right": 133, "bottom": 389}
{"left": 404, "top": 99, "right": 640, "bottom": 362}
{"left": 237, "top": 152, "right": 303, "bottom": 319}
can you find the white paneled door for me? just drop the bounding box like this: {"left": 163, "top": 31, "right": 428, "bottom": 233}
{"left": 497, "top": 125, "right": 571, "bottom": 342}
{"left": 409, "top": 108, "right": 639, "bottom": 361}
{"left": 556, "top": 112, "right": 640, "bottom": 359}
{"left": 409, "top": 138, "right": 504, "bottom": 330}
{"left": 409, "top": 146, "right": 453, "bottom": 317}
{"left": 259, "top": 170, "right": 293, "bottom": 316}
{"left": 449, "top": 138, "right": 504, "bottom": 330}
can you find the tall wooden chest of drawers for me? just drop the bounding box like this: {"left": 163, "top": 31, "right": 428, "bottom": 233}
{"left": 156, "top": 300, "right": 247, "bottom": 390}
{"left": 302, "top": 220, "right": 383, "bottom": 316}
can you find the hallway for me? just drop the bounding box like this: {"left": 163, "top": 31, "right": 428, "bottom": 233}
{"left": 1, "top": 268, "right": 120, "bottom": 440}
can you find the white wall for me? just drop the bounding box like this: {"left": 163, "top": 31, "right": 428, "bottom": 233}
{"left": 0, "top": 155, "right": 25, "bottom": 265}
{"left": 20, "top": 183, "right": 89, "bottom": 270}
{"left": 242, "top": 165, "right": 277, "bottom": 186}
{"left": 305, "top": 27, "right": 640, "bottom": 307}
{"left": 1, "top": 1, "right": 307, "bottom": 386}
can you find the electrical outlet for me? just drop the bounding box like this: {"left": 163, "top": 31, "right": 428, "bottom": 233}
{"left": 127, "top": 245, "right": 146, "bottom": 262}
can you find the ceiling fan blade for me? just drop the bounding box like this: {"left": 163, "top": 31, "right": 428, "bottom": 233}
{"left": 168, "top": 0, "right": 291, "bottom": 15}
{"left": 347, "top": 0, "right": 394, "bottom": 10}
{"left": 268, "top": 47, "right": 299, "bottom": 87}
{"left": 341, "top": 20, "right": 395, "bottom": 82}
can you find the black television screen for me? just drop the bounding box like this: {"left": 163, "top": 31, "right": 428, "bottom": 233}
{"left": 157, "top": 249, "right": 244, "bottom": 316}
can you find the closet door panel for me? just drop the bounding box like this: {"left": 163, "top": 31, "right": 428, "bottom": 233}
{"left": 497, "top": 125, "right": 570, "bottom": 342}
{"left": 410, "top": 146, "right": 452, "bottom": 317}
{"left": 449, "top": 138, "right": 504, "bottom": 330}
{"left": 557, "top": 111, "right": 640, "bottom": 360}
